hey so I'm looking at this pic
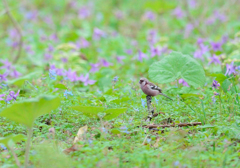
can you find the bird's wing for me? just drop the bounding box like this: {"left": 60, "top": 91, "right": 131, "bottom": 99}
{"left": 148, "top": 82, "right": 162, "bottom": 93}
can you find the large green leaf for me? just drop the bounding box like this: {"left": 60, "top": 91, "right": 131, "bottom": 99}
{"left": 210, "top": 73, "right": 227, "bottom": 84}
{"left": 0, "top": 95, "right": 61, "bottom": 128}
{"left": 7, "top": 71, "right": 42, "bottom": 87}
{"left": 104, "top": 108, "right": 127, "bottom": 120}
{"left": 71, "top": 106, "right": 104, "bottom": 118}
{"left": 0, "top": 134, "right": 26, "bottom": 147}
{"left": 148, "top": 51, "right": 206, "bottom": 87}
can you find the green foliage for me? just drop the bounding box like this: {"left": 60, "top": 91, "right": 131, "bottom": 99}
{"left": 0, "top": 95, "right": 61, "bottom": 128}
{"left": 71, "top": 106, "right": 127, "bottom": 120}
{"left": 7, "top": 71, "right": 42, "bottom": 87}
{"left": 104, "top": 108, "right": 127, "bottom": 120}
{"left": 210, "top": 73, "right": 227, "bottom": 84}
{"left": 149, "top": 51, "right": 206, "bottom": 87}
{"left": 54, "top": 84, "right": 67, "bottom": 90}
{"left": 0, "top": 134, "right": 26, "bottom": 147}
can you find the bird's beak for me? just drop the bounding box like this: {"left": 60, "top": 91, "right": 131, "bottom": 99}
{"left": 139, "top": 81, "right": 141, "bottom": 84}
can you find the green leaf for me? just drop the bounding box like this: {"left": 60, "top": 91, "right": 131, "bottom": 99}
{"left": 180, "top": 93, "right": 200, "bottom": 99}
{"left": 7, "top": 71, "right": 42, "bottom": 87}
{"left": 198, "top": 124, "right": 215, "bottom": 128}
{"left": 54, "top": 84, "right": 67, "bottom": 90}
{"left": 104, "top": 108, "right": 127, "bottom": 120}
{"left": 148, "top": 51, "right": 206, "bottom": 87}
{"left": 71, "top": 106, "right": 104, "bottom": 118}
{"left": 0, "top": 134, "right": 26, "bottom": 147}
{"left": 110, "top": 129, "right": 121, "bottom": 135}
{"left": 144, "top": 1, "right": 176, "bottom": 13}
{"left": 210, "top": 73, "right": 227, "bottom": 84}
{"left": 222, "top": 79, "right": 235, "bottom": 93}
{"left": 0, "top": 95, "right": 61, "bottom": 128}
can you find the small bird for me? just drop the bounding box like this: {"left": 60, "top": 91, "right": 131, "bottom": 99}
{"left": 139, "top": 77, "right": 172, "bottom": 100}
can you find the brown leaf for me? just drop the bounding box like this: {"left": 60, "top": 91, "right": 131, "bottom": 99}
{"left": 63, "top": 144, "right": 82, "bottom": 154}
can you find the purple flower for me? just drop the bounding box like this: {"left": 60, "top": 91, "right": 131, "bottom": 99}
{"left": 125, "top": 49, "right": 133, "bottom": 55}
{"left": 6, "top": 90, "right": 20, "bottom": 101}
{"left": 143, "top": 11, "right": 156, "bottom": 21}
{"left": 93, "top": 28, "right": 105, "bottom": 40}
{"left": 225, "top": 61, "right": 236, "bottom": 76}
{"left": 194, "top": 50, "right": 203, "bottom": 60}
{"left": 8, "top": 28, "right": 19, "bottom": 39}
{"left": 114, "top": 10, "right": 124, "bottom": 20}
{"left": 0, "top": 94, "right": 5, "bottom": 101}
{"left": 212, "top": 80, "right": 220, "bottom": 89}
{"left": 25, "top": 10, "right": 38, "bottom": 21}
{"left": 116, "top": 56, "right": 125, "bottom": 64}
{"left": 188, "top": 0, "right": 197, "bottom": 8}
{"left": 138, "top": 50, "right": 148, "bottom": 62}
{"left": 101, "top": 59, "right": 112, "bottom": 67}
{"left": 211, "top": 41, "right": 222, "bottom": 51}
{"left": 78, "top": 73, "right": 96, "bottom": 86}
{"left": 76, "top": 38, "right": 90, "bottom": 49}
{"left": 78, "top": 6, "right": 91, "bottom": 19}
{"left": 214, "top": 10, "right": 227, "bottom": 22}
{"left": 205, "top": 17, "right": 216, "bottom": 25}
{"left": 184, "top": 23, "right": 194, "bottom": 38}
{"left": 61, "top": 58, "right": 68, "bottom": 63}
{"left": 44, "top": 53, "right": 53, "bottom": 60}
{"left": 48, "top": 45, "right": 54, "bottom": 52}
{"left": 150, "top": 46, "right": 162, "bottom": 57}
{"left": 9, "top": 90, "right": 20, "bottom": 100}
{"left": 0, "top": 59, "right": 12, "bottom": 70}
{"left": 90, "top": 63, "right": 100, "bottom": 73}
{"left": 221, "top": 35, "right": 228, "bottom": 44}
{"left": 49, "top": 33, "right": 58, "bottom": 42}
{"left": 172, "top": 7, "right": 185, "bottom": 19}
{"left": 179, "top": 79, "right": 189, "bottom": 87}
{"left": 25, "top": 45, "right": 35, "bottom": 55}
{"left": 66, "top": 69, "right": 77, "bottom": 81}
{"left": 57, "top": 68, "right": 66, "bottom": 76}
{"left": 197, "top": 38, "right": 204, "bottom": 45}
{"left": 10, "top": 69, "right": 21, "bottom": 78}
{"left": 200, "top": 44, "right": 209, "bottom": 54}
{"left": 43, "top": 16, "right": 53, "bottom": 25}
{"left": 147, "top": 29, "right": 158, "bottom": 44}
{"left": 208, "top": 54, "right": 221, "bottom": 65}
{"left": 0, "top": 73, "right": 8, "bottom": 81}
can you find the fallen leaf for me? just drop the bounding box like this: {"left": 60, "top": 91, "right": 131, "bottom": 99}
{"left": 73, "top": 125, "right": 88, "bottom": 143}
{"left": 63, "top": 144, "right": 82, "bottom": 154}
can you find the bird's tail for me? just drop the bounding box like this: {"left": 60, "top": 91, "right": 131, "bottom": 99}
{"left": 160, "top": 93, "right": 173, "bottom": 100}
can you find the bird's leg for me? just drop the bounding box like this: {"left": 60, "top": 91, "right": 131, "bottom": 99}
{"left": 146, "top": 95, "right": 154, "bottom": 120}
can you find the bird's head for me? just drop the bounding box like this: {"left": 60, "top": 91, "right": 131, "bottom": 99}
{"left": 139, "top": 77, "right": 148, "bottom": 86}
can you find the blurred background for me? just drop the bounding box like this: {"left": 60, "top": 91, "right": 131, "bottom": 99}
{"left": 1, "top": 0, "right": 240, "bottom": 89}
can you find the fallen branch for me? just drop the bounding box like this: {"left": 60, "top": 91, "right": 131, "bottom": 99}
{"left": 143, "top": 122, "right": 202, "bottom": 129}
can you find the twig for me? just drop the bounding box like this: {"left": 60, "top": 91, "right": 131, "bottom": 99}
{"left": 9, "top": 146, "right": 21, "bottom": 167}
{"left": 143, "top": 122, "right": 202, "bottom": 129}
{"left": 2, "top": 0, "right": 23, "bottom": 63}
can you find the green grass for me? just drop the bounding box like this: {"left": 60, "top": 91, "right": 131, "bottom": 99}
{"left": 1, "top": 0, "right": 240, "bottom": 167}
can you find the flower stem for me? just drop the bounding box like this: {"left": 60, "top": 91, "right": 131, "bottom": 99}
{"left": 25, "top": 127, "right": 33, "bottom": 168}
